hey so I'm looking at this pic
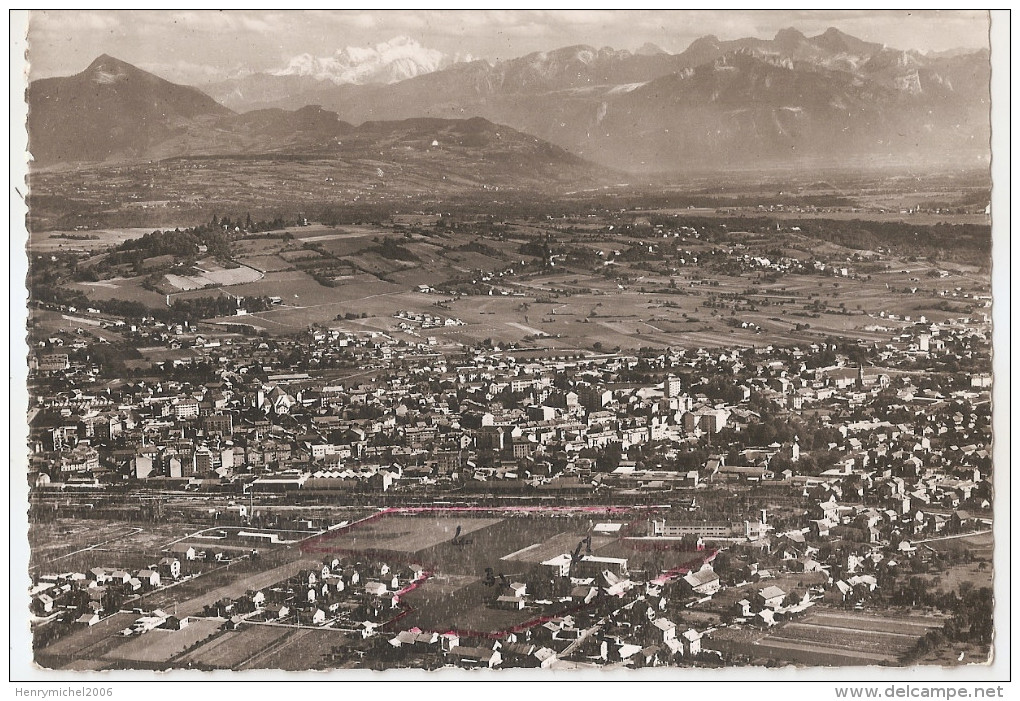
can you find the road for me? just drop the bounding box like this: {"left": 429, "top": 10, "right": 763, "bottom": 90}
{"left": 560, "top": 619, "right": 604, "bottom": 658}
{"left": 914, "top": 529, "right": 992, "bottom": 545}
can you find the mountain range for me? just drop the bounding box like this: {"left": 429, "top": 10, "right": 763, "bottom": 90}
{"left": 27, "top": 28, "right": 991, "bottom": 174}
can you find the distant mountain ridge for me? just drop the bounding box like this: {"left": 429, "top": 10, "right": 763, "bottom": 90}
{"left": 28, "top": 26, "right": 990, "bottom": 174}
{"left": 199, "top": 27, "right": 989, "bottom": 172}
{"left": 26, "top": 57, "right": 605, "bottom": 195}
{"left": 27, "top": 55, "right": 601, "bottom": 189}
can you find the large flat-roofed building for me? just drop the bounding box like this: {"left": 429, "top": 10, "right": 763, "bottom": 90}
{"left": 647, "top": 519, "right": 737, "bottom": 539}
{"left": 173, "top": 398, "right": 200, "bottom": 420}
{"left": 202, "top": 413, "right": 233, "bottom": 436}
{"left": 35, "top": 354, "right": 69, "bottom": 373}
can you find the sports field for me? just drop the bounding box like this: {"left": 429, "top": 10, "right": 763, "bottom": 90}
{"left": 305, "top": 514, "right": 502, "bottom": 554}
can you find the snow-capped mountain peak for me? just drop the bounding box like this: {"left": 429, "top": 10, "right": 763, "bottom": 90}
{"left": 273, "top": 36, "right": 461, "bottom": 85}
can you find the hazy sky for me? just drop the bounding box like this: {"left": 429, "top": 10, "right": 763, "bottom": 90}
{"left": 24, "top": 10, "right": 990, "bottom": 85}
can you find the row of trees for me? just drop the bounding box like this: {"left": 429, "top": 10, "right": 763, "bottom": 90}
{"left": 200, "top": 213, "right": 290, "bottom": 235}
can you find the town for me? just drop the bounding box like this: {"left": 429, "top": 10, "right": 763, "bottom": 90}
{"left": 25, "top": 206, "right": 994, "bottom": 670}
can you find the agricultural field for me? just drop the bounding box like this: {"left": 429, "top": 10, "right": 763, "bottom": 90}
{"left": 924, "top": 530, "right": 994, "bottom": 561}
{"left": 766, "top": 622, "right": 917, "bottom": 661}
{"left": 797, "top": 610, "right": 947, "bottom": 636}
{"left": 201, "top": 272, "right": 407, "bottom": 331}
{"left": 294, "top": 223, "right": 386, "bottom": 244}
{"left": 183, "top": 269, "right": 341, "bottom": 303}
{"left": 176, "top": 624, "right": 293, "bottom": 669}
{"left": 39, "top": 615, "right": 246, "bottom": 670}
{"left": 28, "top": 519, "right": 208, "bottom": 574}
{"left": 101, "top": 618, "right": 224, "bottom": 666}
{"left": 646, "top": 207, "right": 991, "bottom": 228}
{"left": 756, "top": 609, "right": 946, "bottom": 666}
{"left": 707, "top": 607, "right": 946, "bottom": 666}
{"left": 35, "top": 207, "right": 990, "bottom": 355}
{"left": 235, "top": 254, "right": 293, "bottom": 273}
{"left": 916, "top": 562, "right": 994, "bottom": 595}
{"left": 35, "top": 612, "right": 139, "bottom": 666}
{"left": 232, "top": 627, "right": 358, "bottom": 671}
{"left": 28, "top": 227, "right": 157, "bottom": 253}
{"left": 68, "top": 276, "right": 166, "bottom": 306}
{"left": 396, "top": 577, "right": 539, "bottom": 635}
{"left": 301, "top": 510, "right": 585, "bottom": 573}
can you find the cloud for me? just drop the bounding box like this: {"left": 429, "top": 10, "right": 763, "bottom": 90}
{"left": 165, "top": 11, "right": 276, "bottom": 34}
{"left": 30, "top": 10, "right": 122, "bottom": 35}
{"left": 348, "top": 13, "right": 378, "bottom": 29}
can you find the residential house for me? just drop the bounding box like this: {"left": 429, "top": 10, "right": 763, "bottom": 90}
{"left": 171, "top": 544, "right": 197, "bottom": 561}
{"left": 651, "top": 617, "right": 677, "bottom": 642}
{"left": 682, "top": 564, "right": 721, "bottom": 596}
{"left": 158, "top": 557, "right": 182, "bottom": 579}
{"left": 681, "top": 629, "right": 703, "bottom": 656}
{"left": 758, "top": 585, "right": 787, "bottom": 609}
{"left": 448, "top": 646, "right": 502, "bottom": 669}
{"left": 136, "top": 569, "right": 160, "bottom": 588}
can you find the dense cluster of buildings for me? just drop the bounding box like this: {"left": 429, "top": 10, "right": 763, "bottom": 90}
{"left": 27, "top": 283, "right": 992, "bottom": 668}
{"left": 29, "top": 307, "right": 991, "bottom": 510}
